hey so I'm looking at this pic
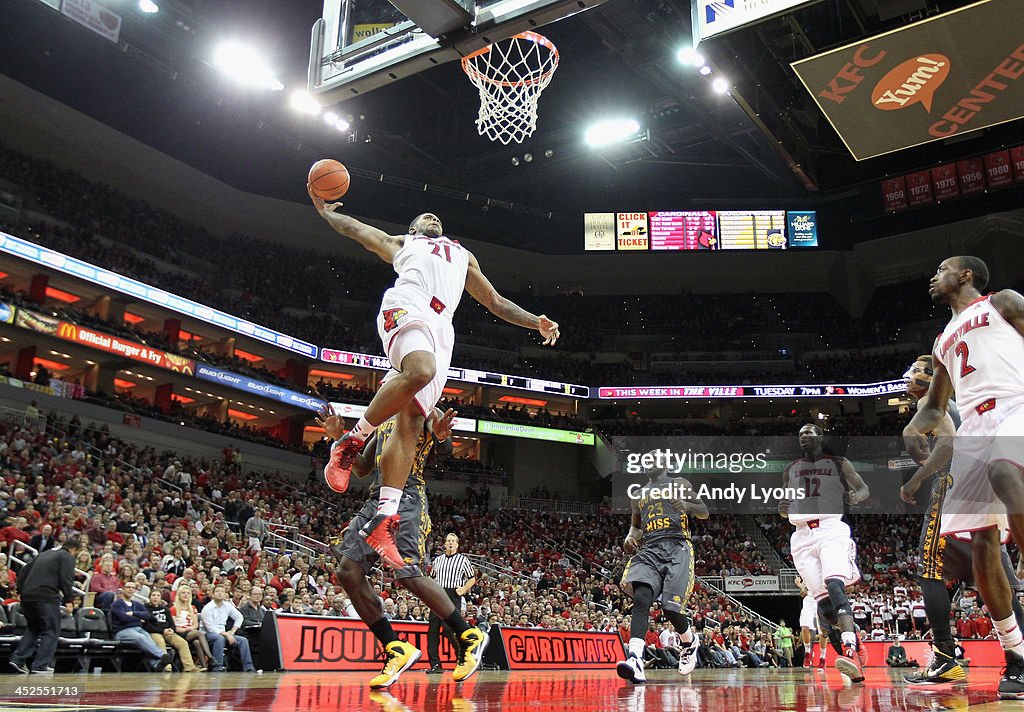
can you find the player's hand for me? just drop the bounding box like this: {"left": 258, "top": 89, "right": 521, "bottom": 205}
{"left": 668, "top": 499, "right": 688, "bottom": 515}
{"left": 307, "top": 183, "right": 343, "bottom": 217}
{"left": 778, "top": 499, "right": 791, "bottom": 518}
{"left": 900, "top": 476, "right": 922, "bottom": 505}
{"left": 315, "top": 403, "right": 347, "bottom": 441}
{"left": 432, "top": 408, "right": 457, "bottom": 441}
{"left": 623, "top": 536, "right": 639, "bottom": 555}
{"left": 843, "top": 489, "right": 862, "bottom": 505}
{"left": 903, "top": 427, "right": 931, "bottom": 465}
{"left": 538, "top": 315, "right": 560, "bottom": 346}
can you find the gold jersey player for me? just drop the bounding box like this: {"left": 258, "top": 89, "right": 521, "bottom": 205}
{"left": 904, "top": 256, "right": 1024, "bottom": 700}
{"left": 781, "top": 424, "right": 869, "bottom": 682}
{"left": 309, "top": 188, "right": 559, "bottom": 568}
{"left": 616, "top": 457, "right": 706, "bottom": 684}
{"left": 316, "top": 404, "right": 486, "bottom": 689}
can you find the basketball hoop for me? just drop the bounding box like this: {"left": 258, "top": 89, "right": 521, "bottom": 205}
{"left": 461, "top": 32, "right": 559, "bottom": 145}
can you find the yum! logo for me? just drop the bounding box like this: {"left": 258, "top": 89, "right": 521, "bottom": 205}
{"left": 871, "top": 54, "right": 950, "bottom": 112}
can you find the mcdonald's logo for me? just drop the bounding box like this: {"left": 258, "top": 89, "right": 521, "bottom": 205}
{"left": 57, "top": 322, "right": 79, "bottom": 341}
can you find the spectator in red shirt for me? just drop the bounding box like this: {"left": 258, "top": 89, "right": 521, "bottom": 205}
{"left": 956, "top": 613, "right": 975, "bottom": 640}
{"left": 0, "top": 516, "right": 31, "bottom": 546}
{"left": 972, "top": 615, "right": 993, "bottom": 639}
{"left": 89, "top": 557, "right": 120, "bottom": 610}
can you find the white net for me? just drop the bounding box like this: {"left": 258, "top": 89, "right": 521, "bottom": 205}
{"left": 461, "top": 32, "right": 559, "bottom": 145}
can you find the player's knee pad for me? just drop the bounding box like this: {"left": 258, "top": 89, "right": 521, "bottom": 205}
{"left": 632, "top": 583, "right": 654, "bottom": 610}
{"left": 665, "top": 610, "right": 690, "bottom": 632}
{"left": 825, "top": 577, "right": 851, "bottom": 617}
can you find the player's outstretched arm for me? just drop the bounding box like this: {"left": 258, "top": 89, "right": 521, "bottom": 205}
{"left": 904, "top": 359, "right": 953, "bottom": 462}
{"left": 993, "top": 289, "right": 1024, "bottom": 337}
{"left": 307, "top": 184, "right": 403, "bottom": 263}
{"left": 464, "top": 252, "right": 559, "bottom": 346}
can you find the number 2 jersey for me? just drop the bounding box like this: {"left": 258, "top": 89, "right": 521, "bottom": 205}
{"left": 935, "top": 294, "right": 1024, "bottom": 420}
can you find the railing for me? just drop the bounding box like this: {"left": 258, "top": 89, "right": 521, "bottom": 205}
{"left": 698, "top": 575, "right": 779, "bottom": 632}
{"left": 497, "top": 496, "right": 599, "bottom": 516}
{"left": 465, "top": 553, "right": 534, "bottom": 586}
{"left": 266, "top": 523, "right": 330, "bottom": 556}
{"left": 7, "top": 539, "right": 88, "bottom": 597}
{"left": 0, "top": 404, "right": 46, "bottom": 432}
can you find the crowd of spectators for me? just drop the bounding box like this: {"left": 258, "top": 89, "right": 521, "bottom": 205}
{"left": 0, "top": 142, "right": 946, "bottom": 392}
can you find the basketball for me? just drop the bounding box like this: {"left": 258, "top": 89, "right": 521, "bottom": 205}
{"left": 308, "top": 159, "right": 350, "bottom": 201}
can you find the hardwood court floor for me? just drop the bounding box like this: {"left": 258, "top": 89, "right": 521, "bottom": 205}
{"left": 0, "top": 666, "right": 1021, "bottom": 711}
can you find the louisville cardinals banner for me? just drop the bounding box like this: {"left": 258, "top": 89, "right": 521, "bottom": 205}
{"left": 957, "top": 157, "right": 986, "bottom": 196}
{"left": 984, "top": 149, "right": 1014, "bottom": 189}
{"left": 792, "top": 0, "right": 1024, "bottom": 160}
{"left": 881, "top": 177, "right": 908, "bottom": 213}
{"left": 1011, "top": 146, "right": 1024, "bottom": 183}
{"left": 905, "top": 170, "right": 934, "bottom": 208}
{"left": 930, "top": 163, "right": 960, "bottom": 201}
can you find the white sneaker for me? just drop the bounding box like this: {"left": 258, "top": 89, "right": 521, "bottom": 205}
{"left": 677, "top": 635, "right": 700, "bottom": 675}
{"left": 616, "top": 652, "right": 646, "bottom": 684}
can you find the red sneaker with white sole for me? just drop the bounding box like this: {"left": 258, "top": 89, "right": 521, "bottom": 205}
{"left": 360, "top": 513, "right": 404, "bottom": 569}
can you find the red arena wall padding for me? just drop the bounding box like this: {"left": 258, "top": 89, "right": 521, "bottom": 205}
{"left": 819, "top": 639, "right": 1005, "bottom": 667}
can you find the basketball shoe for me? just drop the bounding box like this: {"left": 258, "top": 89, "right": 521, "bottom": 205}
{"left": 324, "top": 430, "right": 365, "bottom": 493}
{"left": 616, "top": 652, "right": 646, "bottom": 684}
{"left": 678, "top": 634, "right": 699, "bottom": 675}
{"left": 998, "top": 650, "right": 1024, "bottom": 700}
{"left": 370, "top": 640, "right": 421, "bottom": 689}
{"left": 835, "top": 644, "right": 864, "bottom": 683}
{"left": 359, "top": 513, "right": 404, "bottom": 569}
{"left": 453, "top": 628, "right": 487, "bottom": 682}
{"left": 904, "top": 644, "right": 965, "bottom": 685}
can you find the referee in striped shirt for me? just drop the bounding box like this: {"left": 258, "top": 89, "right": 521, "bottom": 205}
{"left": 425, "top": 532, "right": 477, "bottom": 673}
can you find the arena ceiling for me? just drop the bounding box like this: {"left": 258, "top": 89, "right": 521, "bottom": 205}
{"left": 1, "top": 0, "right": 1020, "bottom": 253}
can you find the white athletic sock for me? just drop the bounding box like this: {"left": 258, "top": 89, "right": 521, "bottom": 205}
{"left": 377, "top": 486, "right": 402, "bottom": 517}
{"left": 841, "top": 631, "right": 857, "bottom": 648}
{"left": 353, "top": 417, "right": 376, "bottom": 439}
{"left": 628, "top": 638, "right": 645, "bottom": 659}
{"left": 994, "top": 614, "right": 1024, "bottom": 657}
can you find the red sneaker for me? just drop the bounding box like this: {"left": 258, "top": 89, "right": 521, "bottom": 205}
{"left": 324, "top": 432, "right": 364, "bottom": 493}
{"left": 360, "top": 513, "right": 404, "bottom": 569}
{"left": 804, "top": 652, "right": 812, "bottom": 668}
{"left": 817, "top": 655, "right": 826, "bottom": 669}
{"left": 836, "top": 645, "right": 864, "bottom": 683}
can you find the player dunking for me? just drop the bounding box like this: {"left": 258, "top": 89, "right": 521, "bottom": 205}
{"left": 309, "top": 189, "right": 559, "bottom": 568}
{"left": 316, "top": 404, "right": 486, "bottom": 689}
{"left": 899, "top": 354, "right": 1024, "bottom": 685}
{"left": 616, "top": 456, "right": 706, "bottom": 683}
{"left": 903, "top": 256, "right": 1024, "bottom": 699}
{"left": 781, "top": 424, "right": 869, "bottom": 682}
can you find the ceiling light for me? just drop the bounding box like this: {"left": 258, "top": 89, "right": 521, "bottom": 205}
{"left": 335, "top": 118, "right": 350, "bottom": 131}
{"left": 584, "top": 118, "right": 641, "bottom": 148}
{"left": 712, "top": 77, "right": 730, "bottom": 94}
{"left": 289, "top": 90, "right": 321, "bottom": 115}
{"left": 324, "top": 111, "right": 338, "bottom": 126}
{"left": 138, "top": 0, "right": 159, "bottom": 13}
{"left": 677, "top": 47, "right": 704, "bottom": 68}
{"left": 699, "top": 65, "right": 712, "bottom": 76}
{"left": 213, "top": 41, "right": 284, "bottom": 91}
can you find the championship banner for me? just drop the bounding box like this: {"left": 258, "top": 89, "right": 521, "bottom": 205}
{"left": 55, "top": 322, "right": 196, "bottom": 375}
{"left": 983, "top": 149, "right": 1014, "bottom": 189}
{"left": 1012, "top": 145, "right": 1024, "bottom": 182}
{"left": 957, "top": 157, "right": 986, "bottom": 196}
{"left": 724, "top": 575, "right": 780, "bottom": 592}
{"left": 881, "top": 177, "right": 908, "bottom": 213}
{"left": 498, "top": 626, "right": 623, "bottom": 670}
{"left": 792, "top": 0, "right": 1024, "bottom": 160}
{"left": 263, "top": 614, "right": 457, "bottom": 672}
{"left": 930, "top": 163, "right": 960, "bottom": 202}
{"left": 905, "top": 169, "right": 933, "bottom": 208}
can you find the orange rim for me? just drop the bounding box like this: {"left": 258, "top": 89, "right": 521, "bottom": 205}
{"left": 461, "top": 31, "right": 559, "bottom": 88}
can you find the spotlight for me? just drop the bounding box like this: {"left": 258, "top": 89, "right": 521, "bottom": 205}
{"left": 511, "top": 157, "right": 520, "bottom": 166}
{"left": 213, "top": 41, "right": 284, "bottom": 91}
{"left": 138, "top": 0, "right": 159, "bottom": 13}
{"left": 712, "top": 77, "right": 730, "bottom": 94}
{"left": 324, "top": 111, "right": 338, "bottom": 126}
{"left": 335, "top": 118, "right": 351, "bottom": 131}
{"left": 523, "top": 153, "right": 533, "bottom": 163}
{"left": 289, "top": 90, "right": 321, "bottom": 115}
{"left": 544, "top": 149, "right": 554, "bottom": 159}
{"left": 699, "top": 65, "right": 712, "bottom": 76}
{"left": 677, "top": 47, "right": 704, "bottom": 68}
{"left": 584, "top": 118, "right": 641, "bottom": 148}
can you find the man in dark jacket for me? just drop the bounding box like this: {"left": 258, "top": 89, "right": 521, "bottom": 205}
{"left": 9, "top": 536, "right": 81, "bottom": 674}
{"left": 143, "top": 588, "right": 200, "bottom": 671}
{"left": 110, "top": 581, "right": 171, "bottom": 671}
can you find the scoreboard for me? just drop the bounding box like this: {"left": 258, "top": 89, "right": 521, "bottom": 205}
{"left": 584, "top": 210, "right": 817, "bottom": 251}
